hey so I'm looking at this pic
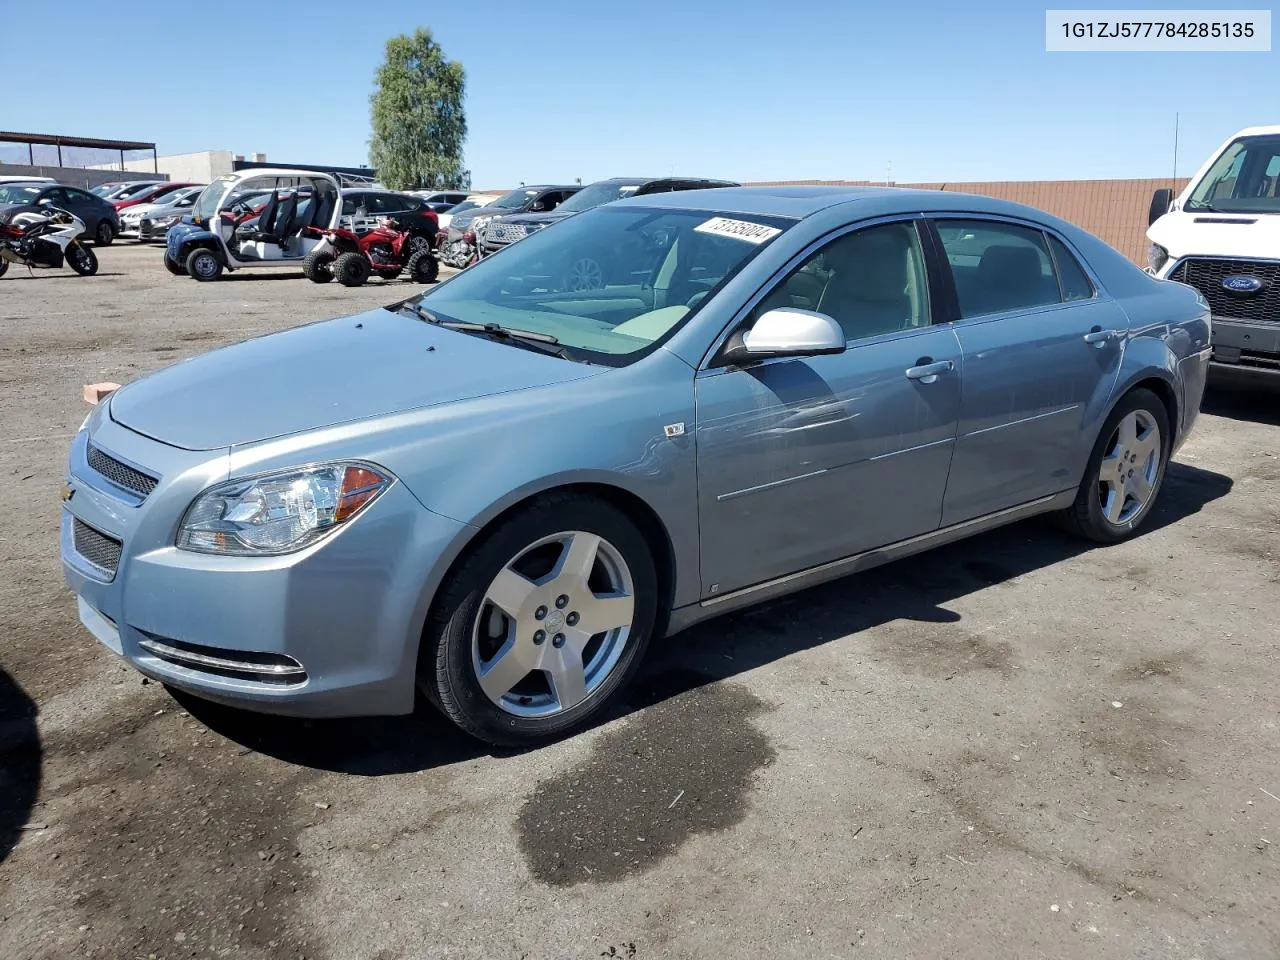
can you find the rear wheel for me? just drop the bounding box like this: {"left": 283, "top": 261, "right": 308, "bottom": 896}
{"left": 66, "top": 242, "right": 98, "bottom": 276}
{"left": 303, "top": 250, "right": 335, "bottom": 283}
{"left": 333, "top": 251, "right": 370, "bottom": 287}
{"left": 1056, "top": 387, "right": 1170, "bottom": 543}
{"left": 186, "top": 247, "right": 223, "bottom": 281}
{"left": 406, "top": 250, "right": 439, "bottom": 284}
{"left": 163, "top": 254, "right": 185, "bottom": 276}
{"left": 94, "top": 221, "right": 115, "bottom": 247}
{"left": 420, "top": 494, "right": 657, "bottom": 746}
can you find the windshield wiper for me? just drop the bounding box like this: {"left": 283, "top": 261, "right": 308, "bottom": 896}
{"left": 395, "top": 301, "right": 583, "bottom": 362}
{"left": 439, "top": 321, "right": 582, "bottom": 360}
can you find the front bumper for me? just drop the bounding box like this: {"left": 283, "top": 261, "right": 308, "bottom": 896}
{"left": 1207, "top": 317, "right": 1280, "bottom": 374}
{"left": 60, "top": 410, "right": 469, "bottom": 717}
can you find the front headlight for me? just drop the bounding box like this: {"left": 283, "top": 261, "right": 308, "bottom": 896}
{"left": 1147, "top": 241, "right": 1169, "bottom": 274}
{"left": 177, "top": 462, "right": 393, "bottom": 556}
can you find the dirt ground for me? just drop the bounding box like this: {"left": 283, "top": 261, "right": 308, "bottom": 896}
{"left": 1, "top": 242, "right": 1278, "bottom": 960}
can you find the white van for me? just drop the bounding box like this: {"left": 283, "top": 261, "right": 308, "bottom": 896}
{"left": 1147, "top": 126, "right": 1280, "bottom": 374}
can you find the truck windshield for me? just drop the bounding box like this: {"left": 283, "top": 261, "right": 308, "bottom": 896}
{"left": 1187, "top": 134, "right": 1280, "bottom": 214}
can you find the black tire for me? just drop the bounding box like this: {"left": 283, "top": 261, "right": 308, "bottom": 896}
{"left": 186, "top": 246, "right": 223, "bottom": 281}
{"left": 420, "top": 493, "right": 658, "bottom": 746}
{"left": 406, "top": 250, "right": 439, "bottom": 284}
{"left": 376, "top": 269, "right": 402, "bottom": 281}
{"left": 0, "top": 259, "right": 9, "bottom": 279}
{"left": 333, "top": 251, "right": 370, "bottom": 287}
{"left": 163, "top": 254, "right": 185, "bottom": 276}
{"left": 303, "top": 250, "right": 335, "bottom": 284}
{"left": 94, "top": 220, "right": 115, "bottom": 247}
{"left": 66, "top": 242, "right": 98, "bottom": 276}
{"left": 1056, "top": 387, "right": 1171, "bottom": 543}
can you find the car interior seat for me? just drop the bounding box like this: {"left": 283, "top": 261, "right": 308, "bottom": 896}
{"left": 270, "top": 192, "right": 298, "bottom": 244}
{"left": 817, "top": 227, "right": 917, "bottom": 339}
{"left": 974, "top": 245, "right": 1051, "bottom": 313}
{"left": 240, "top": 191, "right": 278, "bottom": 243}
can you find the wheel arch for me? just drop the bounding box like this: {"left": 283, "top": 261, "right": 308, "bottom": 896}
{"left": 1106, "top": 368, "right": 1179, "bottom": 448}
{"left": 412, "top": 480, "right": 679, "bottom": 661}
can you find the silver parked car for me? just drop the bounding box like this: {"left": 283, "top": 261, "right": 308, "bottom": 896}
{"left": 61, "top": 187, "right": 1211, "bottom": 745}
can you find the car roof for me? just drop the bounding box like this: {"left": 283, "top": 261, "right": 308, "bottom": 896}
{"left": 507, "top": 184, "right": 579, "bottom": 192}
{"left": 614, "top": 184, "right": 1054, "bottom": 221}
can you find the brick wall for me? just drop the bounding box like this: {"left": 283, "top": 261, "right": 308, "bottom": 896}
{"left": 747, "top": 178, "right": 1191, "bottom": 264}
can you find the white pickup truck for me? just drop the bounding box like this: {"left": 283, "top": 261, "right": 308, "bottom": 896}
{"left": 1147, "top": 125, "right": 1280, "bottom": 375}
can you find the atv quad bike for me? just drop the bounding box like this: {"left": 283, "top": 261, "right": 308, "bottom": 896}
{"left": 302, "top": 215, "right": 439, "bottom": 287}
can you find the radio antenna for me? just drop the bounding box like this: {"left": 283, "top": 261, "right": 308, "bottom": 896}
{"left": 1172, "top": 112, "right": 1179, "bottom": 193}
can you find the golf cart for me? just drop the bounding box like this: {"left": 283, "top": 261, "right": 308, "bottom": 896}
{"left": 164, "top": 168, "right": 341, "bottom": 281}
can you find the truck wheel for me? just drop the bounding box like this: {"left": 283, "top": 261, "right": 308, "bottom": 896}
{"left": 1056, "top": 388, "right": 1170, "bottom": 543}
{"left": 303, "top": 250, "right": 335, "bottom": 283}
{"left": 186, "top": 247, "right": 223, "bottom": 281}
{"left": 407, "top": 250, "right": 439, "bottom": 284}
{"left": 333, "top": 251, "right": 370, "bottom": 287}
{"left": 163, "top": 254, "right": 185, "bottom": 276}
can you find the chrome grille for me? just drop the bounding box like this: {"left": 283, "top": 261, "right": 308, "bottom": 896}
{"left": 73, "top": 519, "right": 121, "bottom": 575}
{"left": 486, "top": 223, "right": 524, "bottom": 244}
{"left": 87, "top": 444, "right": 157, "bottom": 498}
{"left": 1171, "top": 258, "right": 1280, "bottom": 324}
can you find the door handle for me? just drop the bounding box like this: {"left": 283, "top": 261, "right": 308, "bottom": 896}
{"left": 905, "top": 358, "right": 954, "bottom": 384}
{"left": 1083, "top": 326, "right": 1121, "bottom": 346}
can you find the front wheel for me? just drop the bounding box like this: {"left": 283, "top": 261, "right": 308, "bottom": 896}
{"left": 94, "top": 221, "right": 115, "bottom": 247}
{"left": 420, "top": 494, "right": 658, "bottom": 746}
{"left": 303, "top": 250, "right": 335, "bottom": 283}
{"left": 186, "top": 247, "right": 223, "bottom": 281}
{"left": 163, "top": 254, "right": 185, "bottom": 276}
{"left": 406, "top": 250, "right": 439, "bottom": 284}
{"left": 66, "top": 242, "right": 98, "bottom": 276}
{"left": 333, "top": 251, "right": 370, "bottom": 287}
{"left": 1056, "top": 387, "right": 1170, "bottom": 543}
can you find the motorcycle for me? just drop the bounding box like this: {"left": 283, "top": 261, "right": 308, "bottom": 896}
{"left": 0, "top": 202, "right": 98, "bottom": 278}
{"left": 440, "top": 224, "right": 480, "bottom": 269}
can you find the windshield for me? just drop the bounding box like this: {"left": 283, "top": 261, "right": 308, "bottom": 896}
{"left": 492, "top": 189, "right": 539, "bottom": 210}
{"left": 192, "top": 177, "right": 236, "bottom": 220}
{"left": 415, "top": 205, "right": 791, "bottom": 365}
{"left": 447, "top": 199, "right": 483, "bottom": 215}
{"left": 115, "top": 182, "right": 161, "bottom": 200}
{"left": 1188, "top": 135, "right": 1280, "bottom": 214}
{"left": 91, "top": 183, "right": 119, "bottom": 197}
{"left": 0, "top": 184, "right": 42, "bottom": 205}
{"left": 555, "top": 182, "right": 641, "bottom": 214}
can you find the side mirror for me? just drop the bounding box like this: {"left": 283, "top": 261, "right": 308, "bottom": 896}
{"left": 530, "top": 200, "right": 547, "bottom": 212}
{"left": 37, "top": 197, "right": 53, "bottom": 206}
{"left": 719, "top": 308, "right": 846, "bottom": 365}
{"left": 1148, "top": 188, "right": 1173, "bottom": 226}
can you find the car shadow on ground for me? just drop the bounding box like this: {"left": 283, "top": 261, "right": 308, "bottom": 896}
{"left": 176, "top": 460, "right": 1232, "bottom": 777}
{"left": 3, "top": 272, "right": 125, "bottom": 281}
{"left": 0, "top": 668, "right": 41, "bottom": 865}
{"left": 1203, "top": 369, "right": 1280, "bottom": 427}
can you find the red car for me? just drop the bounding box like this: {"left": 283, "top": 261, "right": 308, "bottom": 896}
{"left": 113, "top": 182, "right": 201, "bottom": 212}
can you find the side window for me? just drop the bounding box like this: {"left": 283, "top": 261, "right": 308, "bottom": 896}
{"left": 364, "top": 194, "right": 390, "bottom": 214}
{"left": 1048, "top": 235, "right": 1094, "bottom": 302}
{"left": 752, "top": 221, "right": 930, "bottom": 342}
{"left": 341, "top": 195, "right": 359, "bottom": 216}
{"left": 44, "top": 188, "right": 70, "bottom": 205}
{"left": 936, "top": 219, "right": 1058, "bottom": 318}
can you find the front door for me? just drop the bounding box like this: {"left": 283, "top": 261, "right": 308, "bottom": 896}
{"left": 695, "top": 219, "right": 964, "bottom": 596}
{"left": 931, "top": 218, "right": 1127, "bottom": 525}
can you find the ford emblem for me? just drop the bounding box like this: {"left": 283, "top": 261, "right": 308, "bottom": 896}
{"left": 1221, "top": 274, "right": 1264, "bottom": 294}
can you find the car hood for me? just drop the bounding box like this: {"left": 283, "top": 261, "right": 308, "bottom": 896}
{"left": 109, "top": 307, "right": 602, "bottom": 450}
{"left": 1149, "top": 210, "right": 1280, "bottom": 261}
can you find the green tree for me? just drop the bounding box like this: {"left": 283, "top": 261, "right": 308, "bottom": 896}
{"left": 369, "top": 28, "right": 468, "bottom": 191}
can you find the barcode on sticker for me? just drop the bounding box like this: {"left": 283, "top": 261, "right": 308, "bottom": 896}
{"left": 694, "top": 217, "right": 781, "bottom": 244}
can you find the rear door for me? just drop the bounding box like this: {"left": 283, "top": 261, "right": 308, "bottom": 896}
{"left": 695, "top": 218, "right": 964, "bottom": 595}
{"left": 929, "top": 217, "right": 1126, "bottom": 524}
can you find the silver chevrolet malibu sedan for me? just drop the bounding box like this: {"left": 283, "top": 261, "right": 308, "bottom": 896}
{"left": 62, "top": 187, "right": 1211, "bottom": 745}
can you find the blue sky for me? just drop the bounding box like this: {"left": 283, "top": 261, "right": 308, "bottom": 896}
{"left": 5, "top": 0, "right": 1275, "bottom": 188}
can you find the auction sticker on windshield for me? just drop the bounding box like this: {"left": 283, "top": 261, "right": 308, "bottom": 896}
{"left": 694, "top": 217, "right": 781, "bottom": 244}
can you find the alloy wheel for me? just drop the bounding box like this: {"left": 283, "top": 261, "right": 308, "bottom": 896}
{"left": 471, "top": 530, "right": 635, "bottom": 718}
{"left": 1097, "top": 410, "right": 1161, "bottom": 525}
{"left": 564, "top": 257, "right": 604, "bottom": 292}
